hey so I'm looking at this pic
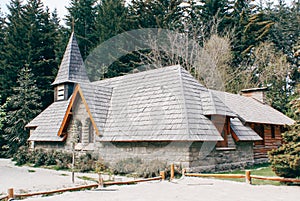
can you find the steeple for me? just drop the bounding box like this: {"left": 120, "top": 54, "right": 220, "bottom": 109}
{"left": 52, "top": 32, "right": 89, "bottom": 101}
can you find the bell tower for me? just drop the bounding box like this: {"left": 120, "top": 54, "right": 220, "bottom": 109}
{"left": 52, "top": 32, "right": 89, "bottom": 101}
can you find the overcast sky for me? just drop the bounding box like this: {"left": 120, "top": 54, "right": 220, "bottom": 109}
{"left": 0, "top": 0, "right": 294, "bottom": 25}
{"left": 0, "top": 0, "right": 69, "bottom": 20}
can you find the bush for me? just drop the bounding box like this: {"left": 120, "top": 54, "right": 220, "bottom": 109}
{"left": 12, "top": 146, "right": 29, "bottom": 166}
{"left": 112, "top": 157, "right": 171, "bottom": 178}
{"left": 76, "top": 152, "right": 98, "bottom": 172}
{"left": 12, "top": 147, "right": 72, "bottom": 169}
{"left": 268, "top": 122, "right": 300, "bottom": 178}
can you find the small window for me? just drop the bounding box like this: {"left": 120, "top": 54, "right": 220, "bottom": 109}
{"left": 89, "top": 122, "right": 94, "bottom": 143}
{"left": 271, "top": 125, "right": 275, "bottom": 139}
{"left": 57, "top": 85, "right": 65, "bottom": 101}
{"left": 85, "top": 118, "right": 94, "bottom": 143}
{"left": 73, "top": 119, "right": 82, "bottom": 143}
{"left": 254, "top": 124, "right": 264, "bottom": 145}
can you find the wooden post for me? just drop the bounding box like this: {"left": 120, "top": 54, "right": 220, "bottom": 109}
{"left": 72, "top": 143, "right": 75, "bottom": 183}
{"left": 8, "top": 188, "right": 14, "bottom": 199}
{"left": 98, "top": 173, "right": 104, "bottom": 188}
{"left": 245, "top": 170, "right": 251, "bottom": 184}
{"left": 160, "top": 171, "right": 165, "bottom": 180}
{"left": 182, "top": 168, "right": 186, "bottom": 177}
{"left": 170, "top": 164, "right": 175, "bottom": 180}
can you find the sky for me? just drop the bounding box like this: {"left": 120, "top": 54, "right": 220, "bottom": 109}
{"left": 0, "top": 0, "right": 294, "bottom": 24}
{"left": 0, "top": 0, "right": 70, "bottom": 21}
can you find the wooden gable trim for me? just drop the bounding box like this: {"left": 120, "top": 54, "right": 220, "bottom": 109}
{"left": 77, "top": 87, "right": 101, "bottom": 136}
{"left": 57, "top": 85, "right": 80, "bottom": 136}
{"left": 57, "top": 84, "right": 101, "bottom": 137}
{"left": 230, "top": 128, "right": 240, "bottom": 142}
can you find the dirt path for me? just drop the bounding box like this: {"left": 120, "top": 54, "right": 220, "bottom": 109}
{"left": 1, "top": 159, "right": 299, "bottom": 201}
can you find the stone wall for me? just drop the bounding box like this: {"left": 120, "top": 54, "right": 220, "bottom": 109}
{"left": 34, "top": 141, "right": 66, "bottom": 150}
{"left": 94, "top": 141, "right": 191, "bottom": 168}
{"left": 189, "top": 141, "right": 254, "bottom": 172}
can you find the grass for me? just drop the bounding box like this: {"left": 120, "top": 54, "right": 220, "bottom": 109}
{"left": 217, "top": 164, "right": 282, "bottom": 186}
{"left": 27, "top": 169, "right": 36, "bottom": 173}
{"left": 77, "top": 176, "right": 98, "bottom": 183}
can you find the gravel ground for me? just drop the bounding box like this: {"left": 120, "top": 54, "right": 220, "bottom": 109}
{"left": 1, "top": 159, "right": 299, "bottom": 201}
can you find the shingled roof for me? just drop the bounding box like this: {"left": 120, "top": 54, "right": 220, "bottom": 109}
{"left": 26, "top": 100, "right": 70, "bottom": 141}
{"left": 82, "top": 65, "right": 224, "bottom": 141}
{"left": 211, "top": 90, "right": 295, "bottom": 125}
{"left": 78, "top": 83, "right": 113, "bottom": 134}
{"left": 230, "top": 118, "right": 262, "bottom": 141}
{"left": 52, "top": 32, "right": 89, "bottom": 85}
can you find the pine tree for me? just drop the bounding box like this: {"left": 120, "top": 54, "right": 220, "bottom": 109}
{"left": 269, "top": 85, "right": 300, "bottom": 178}
{"left": 1, "top": 0, "right": 60, "bottom": 108}
{"left": 95, "top": 0, "right": 129, "bottom": 43}
{"left": 128, "top": 0, "right": 183, "bottom": 30}
{"left": 0, "top": 96, "right": 6, "bottom": 158}
{"left": 2, "top": 66, "right": 42, "bottom": 156}
{"left": 0, "top": 0, "right": 27, "bottom": 104}
{"left": 66, "top": 0, "right": 97, "bottom": 59}
{"left": 23, "top": 0, "right": 60, "bottom": 108}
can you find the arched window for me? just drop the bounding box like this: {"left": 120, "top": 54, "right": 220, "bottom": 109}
{"left": 72, "top": 119, "right": 82, "bottom": 143}
{"left": 85, "top": 118, "right": 94, "bottom": 143}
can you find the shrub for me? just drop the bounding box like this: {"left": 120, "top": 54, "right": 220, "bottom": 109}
{"left": 12, "top": 146, "right": 29, "bottom": 166}
{"left": 76, "top": 152, "right": 98, "bottom": 172}
{"left": 112, "top": 157, "right": 170, "bottom": 178}
{"left": 13, "top": 147, "right": 72, "bottom": 169}
{"left": 268, "top": 122, "right": 300, "bottom": 178}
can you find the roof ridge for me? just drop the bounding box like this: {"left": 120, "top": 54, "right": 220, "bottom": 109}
{"left": 178, "top": 67, "right": 191, "bottom": 137}
{"left": 93, "top": 65, "right": 181, "bottom": 85}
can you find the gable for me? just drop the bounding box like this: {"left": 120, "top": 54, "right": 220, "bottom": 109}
{"left": 58, "top": 84, "right": 108, "bottom": 136}
{"left": 211, "top": 90, "right": 295, "bottom": 125}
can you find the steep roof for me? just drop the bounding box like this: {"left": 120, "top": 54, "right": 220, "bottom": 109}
{"left": 52, "top": 32, "right": 89, "bottom": 85}
{"left": 76, "top": 83, "right": 113, "bottom": 134}
{"left": 201, "top": 90, "right": 236, "bottom": 117}
{"left": 91, "top": 65, "right": 225, "bottom": 141}
{"left": 211, "top": 90, "right": 295, "bottom": 125}
{"left": 230, "top": 118, "right": 262, "bottom": 141}
{"left": 26, "top": 100, "right": 70, "bottom": 141}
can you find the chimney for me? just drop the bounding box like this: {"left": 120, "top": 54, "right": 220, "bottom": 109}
{"left": 240, "top": 87, "right": 268, "bottom": 103}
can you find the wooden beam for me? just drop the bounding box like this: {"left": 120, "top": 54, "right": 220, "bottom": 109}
{"left": 250, "top": 175, "right": 300, "bottom": 183}
{"left": 245, "top": 170, "right": 251, "bottom": 184}
{"left": 8, "top": 188, "right": 14, "bottom": 199}
{"left": 77, "top": 87, "right": 100, "bottom": 136}
{"left": 185, "top": 173, "right": 245, "bottom": 179}
{"left": 160, "top": 171, "right": 165, "bottom": 180}
{"left": 170, "top": 164, "right": 175, "bottom": 180}
{"left": 57, "top": 85, "right": 80, "bottom": 136}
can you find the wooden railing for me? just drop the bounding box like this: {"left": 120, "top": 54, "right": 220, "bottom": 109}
{"left": 185, "top": 170, "right": 300, "bottom": 184}
{"left": 1, "top": 176, "right": 162, "bottom": 200}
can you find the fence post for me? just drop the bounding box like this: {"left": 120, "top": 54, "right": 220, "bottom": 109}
{"left": 245, "top": 170, "right": 252, "bottom": 184}
{"left": 170, "top": 164, "right": 175, "bottom": 180}
{"left": 160, "top": 171, "right": 165, "bottom": 180}
{"left": 98, "top": 173, "right": 104, "bottom": 188}
{"left": 8, "top": 188, "right": 14, "bottom": 199}
{"left": 182, "top": 168, "right": 186, "bottom": 177}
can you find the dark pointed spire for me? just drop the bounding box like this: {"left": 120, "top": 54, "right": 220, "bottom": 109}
{"left": 52, "top": 32, "right": 89, "bottom": 85}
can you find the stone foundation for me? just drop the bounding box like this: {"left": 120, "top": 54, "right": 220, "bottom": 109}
{"left": 32, "top": 139, "right": 254, "bottom": 172}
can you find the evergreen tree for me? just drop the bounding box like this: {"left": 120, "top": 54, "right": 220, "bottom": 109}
{"left": 66, "top": 0, "right": 97, "bottom": 59}
{"left": 2, "top": 66, "right": 41, "bottom": 156}
{"left": 269, "top": 85, "right": 300, "bottom": 178}
{"left": 128, "top": 0, "right": 183, "bottom": 30}
{"left": 0, "top": 0, "right": 27, "bottom": 104}
{"left": 23, "top": 0, "right": 60, "bottom": 108}
{"left": 95, "top": 0, "right": 129, "bottom": 43}
{"left": 1, "top": 0, "right": 60, "bottom": 108}
{"left": 0, "top": 96, "right": 7, "bottom": 158}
